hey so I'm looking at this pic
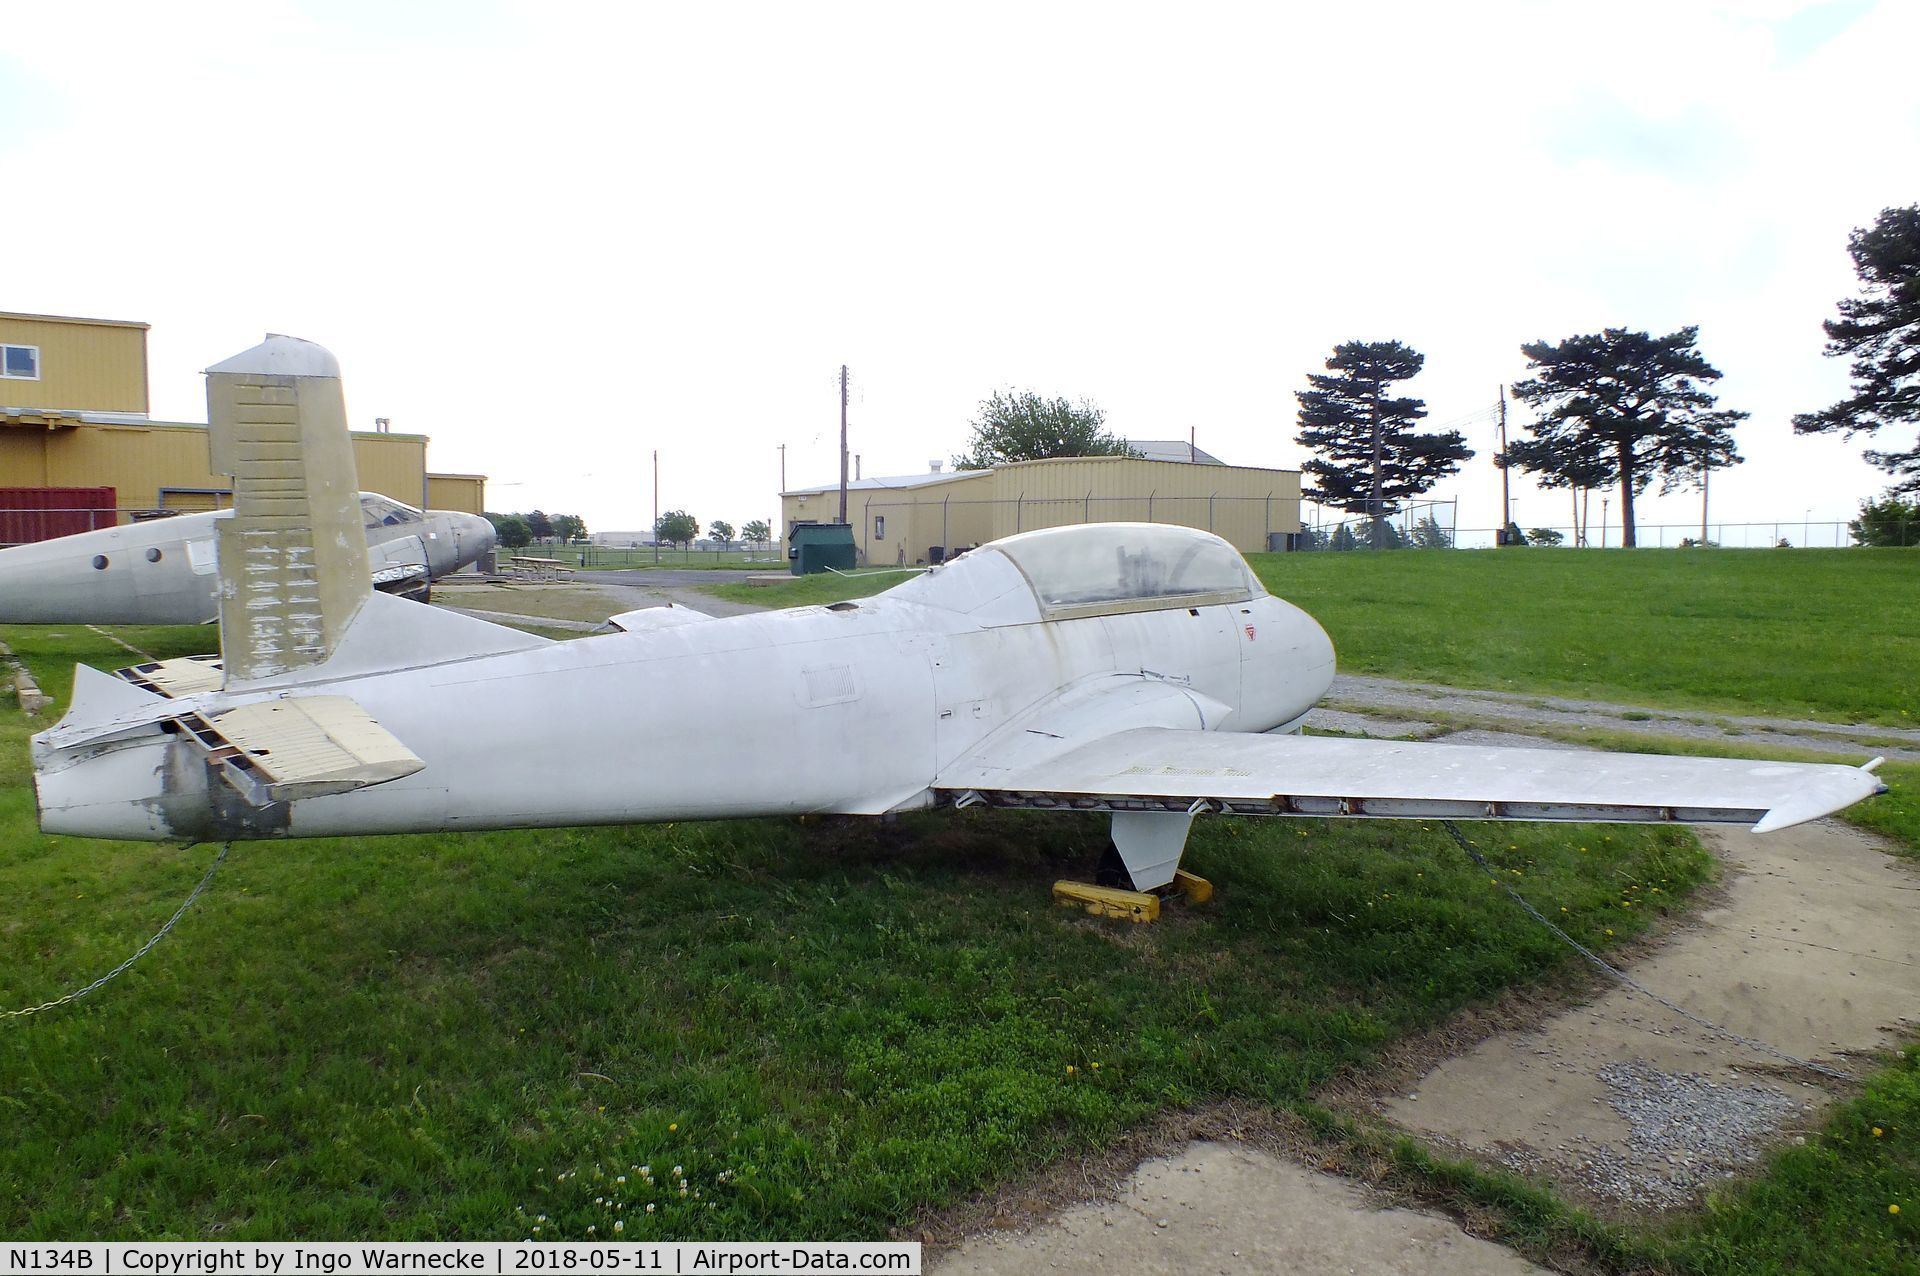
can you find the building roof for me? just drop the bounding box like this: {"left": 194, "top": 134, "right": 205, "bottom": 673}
{"left": 784, "top": 470, "right": 983, "bottom": 497}
{"left": 0, "top": 310, "right": 150, "bottom": 330}
{"left": 1125, "top": 439, "right": 1225, "bottom": 464}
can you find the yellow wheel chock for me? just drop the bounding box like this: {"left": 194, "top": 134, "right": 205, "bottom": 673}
{"left": 1052, "top": 869, "right": 1214, "bottom": 922}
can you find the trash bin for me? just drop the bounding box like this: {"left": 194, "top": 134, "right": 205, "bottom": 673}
{"left": 787, "top": 522, "right": 857, "bottom": 575}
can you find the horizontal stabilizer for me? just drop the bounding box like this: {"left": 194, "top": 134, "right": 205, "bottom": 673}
{"left": 936, "top": 729, "right": 1886, "bottom": 833}
{"left": 229, "top": 589, "right": 550, "bottom": 689}
{"left": 178, "top": 694, "right": 422, "bottom": 803}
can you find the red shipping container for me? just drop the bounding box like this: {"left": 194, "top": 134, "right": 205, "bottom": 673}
{"left": 0, "top": 487, "right": 118, "bottom": 545}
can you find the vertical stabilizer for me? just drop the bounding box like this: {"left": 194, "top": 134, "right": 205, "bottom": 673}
{"left": 205, "top": 336, "right": 370, "bottom": 685}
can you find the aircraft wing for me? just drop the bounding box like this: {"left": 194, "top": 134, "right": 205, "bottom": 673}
{"left": 935, "top": 728, "right": 1886, "bottom": 834}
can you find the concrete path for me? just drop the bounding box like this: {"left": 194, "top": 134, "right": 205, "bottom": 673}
{"left": 1381, "top": 820, "right": 1919, "bottom": 1208}
{"left": 932, "top": 1142, "right": 1549, "bottom": 1276}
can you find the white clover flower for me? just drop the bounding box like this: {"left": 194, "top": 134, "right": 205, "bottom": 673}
{"left": 672, "top": 1165, "right": 683, "bottom": 1177}
{"left": 614, "top": 1221, "right": 624, "bottom": 1233}
{"left": 616, "top": 1175, "right": 626, "bottom": 1184}
{"left": 646, "top": 1203, "right": 655, "bottom": 1214}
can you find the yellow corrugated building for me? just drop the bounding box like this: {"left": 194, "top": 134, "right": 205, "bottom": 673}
{"left": 782, "top": 454, "right": 1302, "bottom": 564}
{"left": 0, "top": 311, "right": 148, "bottom": 415}
{"left": 0, "top": 312, "right": 485, "bottom": 519}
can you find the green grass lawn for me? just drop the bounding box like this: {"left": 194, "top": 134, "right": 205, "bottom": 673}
{"left": 1248, "top": 547, "right": 1919, "bottom": 726}
{"left": 701, "top": 571, "right": 921, "bottom": 609}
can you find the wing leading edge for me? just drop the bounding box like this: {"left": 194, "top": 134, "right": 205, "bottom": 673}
{"left": 935, "top": 729, "right": 1886, "bottom": 834}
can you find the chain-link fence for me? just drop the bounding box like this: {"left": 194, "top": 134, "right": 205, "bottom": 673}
{"left": 1451, "top": 520, "right": 1914, "bottom": 550}
{"left": 1296, "top": 500, "right": 1459, "bottom": 551}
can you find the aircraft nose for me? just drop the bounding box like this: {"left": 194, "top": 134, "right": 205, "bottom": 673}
{"left": 461, "top": 513, "right": 497, "bottom": 561}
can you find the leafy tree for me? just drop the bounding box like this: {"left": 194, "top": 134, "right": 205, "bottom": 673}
{"left": 655, "top": 510, "right": 699, "bottom": 549}
{"left": 525, "top": 509, "right": 554, "bottom": 542}
{"left": 1328, "top": 523, "right": 1359, "bottom": 552}
{"left": 1526, "top": 527, "right": 1564, "bottom": 547}
{"left": 742, "top": 519, "right": 772, "bottom": 549}
{"left": 492, "top": 514, "right": 531, "bottom": 550}
{"left": 1509, "top": 327, "right": 1747, "bottom": 548}
{"left": 1794, "top": 206, "right": 1920, "bottom": 494}
{"left": 1294, "top": 341, "right": 1471, "bottom": 547}
{"left": 551, "top": 514, "right": 587, "bottom": 542}
{"left": 953, "top": 389, "right": 1138, "bottom": 469}
{"left": 707, "top": 519, "right": 736, "bottom": 548}
{"left": 1849, "top": 494, "right": 1920, "bottom": 547}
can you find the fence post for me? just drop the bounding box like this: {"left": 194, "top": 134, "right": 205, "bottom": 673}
{"left": 1016, "top": 493, "right": 1023, "bottom": 532}
{"left": 1208, "top": 492, "right": 1216, "bottom": 532}
{"left": 1147, "top": 490, "right": 1155, "bottom": 522}
{"left": 1085, "top": 490, "right": 1092, "bottom": 524}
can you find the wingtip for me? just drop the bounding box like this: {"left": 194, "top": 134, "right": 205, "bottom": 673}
{"left": 1752, "top": 763, "right": 1890, "bottom": 834}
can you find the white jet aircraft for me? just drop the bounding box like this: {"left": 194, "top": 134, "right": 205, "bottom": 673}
{"left": 29, "top": 337, "right": 1887, "bottom": 908}
{"left": 0, "top": 491, "right": 496, "bottom": 625}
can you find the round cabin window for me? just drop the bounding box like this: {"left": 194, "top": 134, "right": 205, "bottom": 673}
{"left": 146, "top": 547, "right": 163, "bottom": 563}
{"left": 92, "top": 555, "right": 109, "bottom": 570}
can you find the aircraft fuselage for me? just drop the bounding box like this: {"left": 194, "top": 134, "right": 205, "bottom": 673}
{"left": 33, "top": 589, "right": 1335, "bottom": 842}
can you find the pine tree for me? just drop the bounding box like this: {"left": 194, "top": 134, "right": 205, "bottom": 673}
{"left": 1509, "top": 327, "right": 1746, "bottom": 548}
{"left": 1294, "top": 341, "right": 1471, "bottom": 548}
{"left": 1793, "top": 205, "right": 1920, "bottom": 494}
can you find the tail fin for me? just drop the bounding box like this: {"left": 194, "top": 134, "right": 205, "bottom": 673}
{"left": 206, "top": 336, "right": 370, "bottom": 685}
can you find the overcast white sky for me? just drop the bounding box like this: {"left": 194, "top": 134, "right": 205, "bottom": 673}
{"left": 4, "top": 0, "right": 1915, "bottom": 543}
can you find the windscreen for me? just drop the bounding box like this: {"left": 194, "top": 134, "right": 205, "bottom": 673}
{"left": 996, "top": 524, "right": 1252, "bottom": 615}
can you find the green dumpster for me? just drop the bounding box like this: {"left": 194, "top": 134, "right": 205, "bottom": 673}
{"left": 787, "top": 522, "right": 856, "bottom": 575}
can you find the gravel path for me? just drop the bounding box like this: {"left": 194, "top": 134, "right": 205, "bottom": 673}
{"left": 1323, "top": 673, "right": 1920, "bottom": 762}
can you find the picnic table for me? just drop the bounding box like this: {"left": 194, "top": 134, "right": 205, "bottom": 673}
{"left": 508, "top": 555, "right": 574, "bottom": 582}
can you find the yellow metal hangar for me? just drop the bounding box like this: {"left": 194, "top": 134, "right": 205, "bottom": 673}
{"left": 781, "top": 447, "right": 1304, "bottom": 566}
{"left": 0, "top": 311, "right": 485, "bottom": 528}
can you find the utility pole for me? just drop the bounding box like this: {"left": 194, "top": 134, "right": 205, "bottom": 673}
{"left": 777, "top": 442, "right": 787, "bottom": 551}
{"left": 838, "top": 364, "right": 849, "bottom": 525}
{"left": 1497, "top": 387, "right": 1512, "bottom": 545}
{"left": 1701, "top": 464, "right": 1709, "bottom": 545}
{"left": 652, "top": 449, "right": 660, "bottom": 566}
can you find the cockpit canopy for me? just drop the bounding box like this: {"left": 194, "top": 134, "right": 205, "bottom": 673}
{"left": 360, "top": 493, "right": 424, "bottom": 530}
{"left": 887, "top": 523, "right": 1263, "bottom": 626}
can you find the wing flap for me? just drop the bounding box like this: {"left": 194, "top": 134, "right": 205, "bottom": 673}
{"left": 118, "top": 654, "right": 226, "bottom": 699}
{"left": 935, "top": 729, "right": 1886, "bottom": 832}
{"left": 181, "top": 694, "right": 423, "bottom": 803}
